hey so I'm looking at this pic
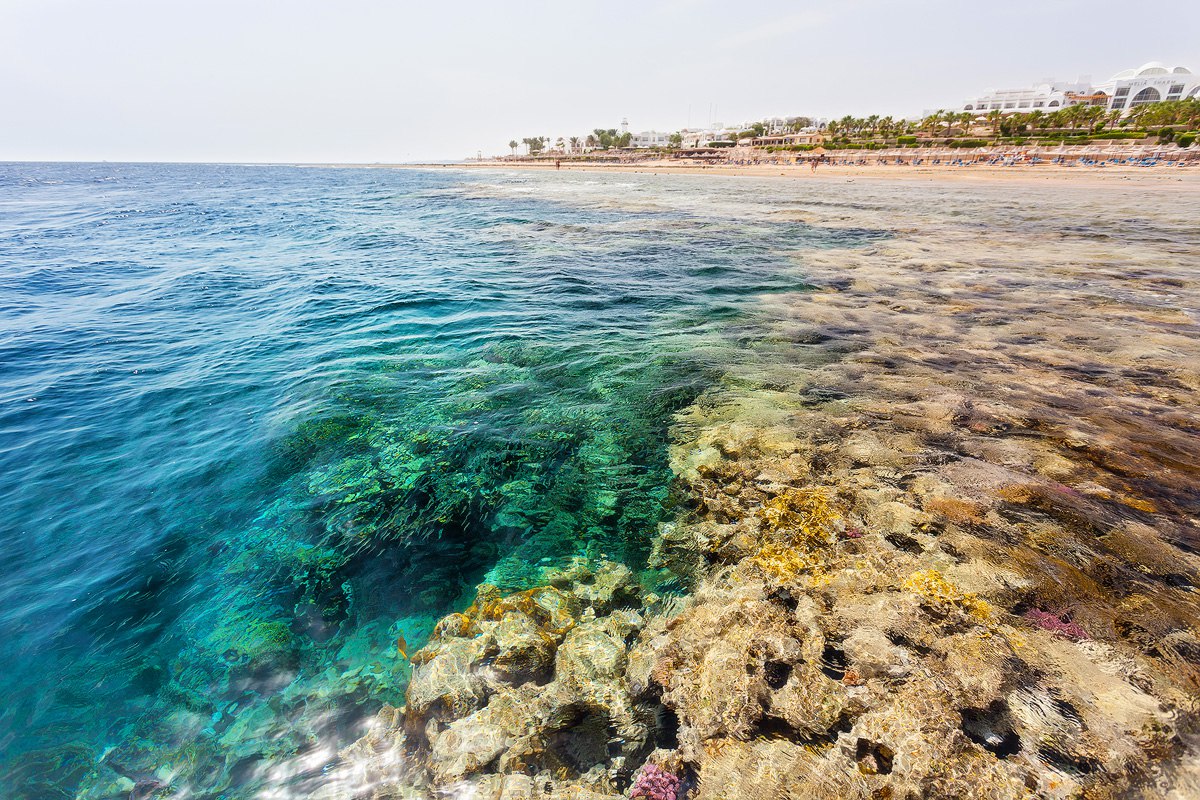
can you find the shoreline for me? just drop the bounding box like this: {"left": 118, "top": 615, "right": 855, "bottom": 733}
{"left": 394, "top": 159, "right": 1200, "bottom": 188}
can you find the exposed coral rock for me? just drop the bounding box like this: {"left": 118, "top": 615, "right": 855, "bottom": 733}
{"left": 429, "top": 684, "right": 551, "bottom": 782}
{"left": 842, "top": 627, "right": 913, "bottom": 679}
{"left": 355, "top": 565, "right": 667, "bottom": 796}
{"left": 490, "top": 609, "right": 557, "bottom": 684}
{"left": 543, "top": 557, "right": 638, "bottom": 614}
{"left": 648, "top": 580, "right": 830, "bottom": 753}
{"left": 343, "top": 199, "right": 1200, "bottom": 798}
{"left": 693, "top": 736, "right": 870, "bottom": 800}
{"left": 405, "top": 633, "right": 491, "bottom": 724}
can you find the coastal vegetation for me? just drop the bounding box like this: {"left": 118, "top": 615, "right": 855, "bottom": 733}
{"left": 521, "top": 136, "right": 548, "bottom": 155}
{"left": 587, "top": 128, "right": 633, "bottom": 150}
{"left": 504, "top": 97, "right": 1200, "bottom": 157}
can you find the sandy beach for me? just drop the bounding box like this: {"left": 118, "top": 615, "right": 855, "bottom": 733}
{"left": 400, "top": 159, "right": 1200, "bottom": 190}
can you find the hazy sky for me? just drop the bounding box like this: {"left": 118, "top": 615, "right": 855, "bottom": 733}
{"left": 2, "top": 0, "right": 1197, "bottom": 163}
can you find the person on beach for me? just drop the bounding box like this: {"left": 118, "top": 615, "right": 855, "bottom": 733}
{"left": 810, "top": 158, "right": 818, "bottom": 173}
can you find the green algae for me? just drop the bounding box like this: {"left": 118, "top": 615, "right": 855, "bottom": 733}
{"left": 67, "top": 337, "right": 712, "bottom": 798}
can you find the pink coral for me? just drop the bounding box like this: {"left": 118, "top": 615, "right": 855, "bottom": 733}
{"left": 630, "top": 763, "right": 682, "bottom": 800}
{"left": 1024, "top": 608, "right": 1088, "bottom": 641}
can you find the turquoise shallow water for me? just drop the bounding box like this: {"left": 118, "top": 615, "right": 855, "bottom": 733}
{"left": 0, "top": 163, "right": 882, "bottom": 797}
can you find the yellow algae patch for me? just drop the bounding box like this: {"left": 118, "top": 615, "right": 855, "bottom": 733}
{"left": 758, "top": 486, "right": 841, "bottom": 548}
{"left": 903, "top": 569, "right": 997, "bottom": 626}
{"left": 1118, "top": 495, "right": 1158, "bottom": 514}
{"left": 748, "top": 540, "right": 822, "bottom": 584}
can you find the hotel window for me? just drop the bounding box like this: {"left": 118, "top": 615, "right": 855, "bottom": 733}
{"left": 991, "top": 103, "right": 1001, "bottom": 110}
{"left": 1111, "top": 99, "right": 1126, "bottom": 110}
{"left": 1033, "top": 101, "right": 1044, "bottom": 107}
{"left": 1004, "top": 102, "right": 1016, "bottom": 108}
{"left": 1166, "top": 84, "right": 1184, "bottom": 99}
{"left": 1114, "top": 87, "right": 1129, "bottom": 97}
{"left": 1019, "top": 101, "right": 1029, "bottom": 108}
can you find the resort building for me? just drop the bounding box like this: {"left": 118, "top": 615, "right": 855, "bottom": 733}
{"left": 630, "top": 130, "right": 671, "bottom": 149}
{"left": 962, "top": 78, "right": 1092, "bottom": 114}
{"left": 676, "top": 127, "right": 742, "bottom": 148}
{"left": 750, "top": 132, "right": 824, "bottom": 147}
{"left": 1092, "top": 62, "right": 1200, "bottom": 111}
{"left": 962, "top": 63, "right": 1200, "bottom": 116}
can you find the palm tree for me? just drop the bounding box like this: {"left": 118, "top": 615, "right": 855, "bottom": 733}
{"left": 986, "top": 110, "right": 1002, "bottom": 139}
{"left": 568, "top": 136, "right": 580, "bottom": 153}
{"left": 941, "top": 110, "right": 958, "bottom": 136}
{"left": 508, "top": 140, "right": 518, "bottom": 156}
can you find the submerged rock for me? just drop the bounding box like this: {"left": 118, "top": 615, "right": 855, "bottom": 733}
{"left": 337, "top": 194, "right": 1200, "bottom": 799}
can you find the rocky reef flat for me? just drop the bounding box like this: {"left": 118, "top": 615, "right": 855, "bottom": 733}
{"left": 330, "top": 176, "right": 1200, "bottom": 799}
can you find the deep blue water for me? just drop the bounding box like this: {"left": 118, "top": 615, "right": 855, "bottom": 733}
{"left": 0, "top": 163, "right": 874, "bottom": 798}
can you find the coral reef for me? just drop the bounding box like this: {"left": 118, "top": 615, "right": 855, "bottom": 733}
{"left": 402, "top": 567, "right": 658, "bottom": 793}
{"left": 630, "top": 763, "right": 681, "bottom": 800}
{"left": 335, "top": 180, "right": 1200, "bottom": 799}
{"left": 1024, "top": 608, "right": 1090, "bottom": 641}
{"left": 60, "top": 178, "right": 1200, "bottom": 800}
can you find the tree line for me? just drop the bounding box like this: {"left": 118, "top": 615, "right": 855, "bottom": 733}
{"left": 828, "top": 99, "right": 1199, "bottom": 142}
{"left": 507, "top": 129, "right": 632, "bottom": 156}
{"left": 505, "top": 99, "right": 1200, "bottom": 154}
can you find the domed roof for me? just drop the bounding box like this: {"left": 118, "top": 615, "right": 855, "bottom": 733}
{"left": 1109, "top": 62, "right": 1194, "bottom": 80}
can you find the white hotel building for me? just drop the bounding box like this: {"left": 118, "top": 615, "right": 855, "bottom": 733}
{"left": 962, "top": 62, "right": 1199, "bottom": 115}
{"left": 1097, "top": 63, "right": 1200, "bottom": 111}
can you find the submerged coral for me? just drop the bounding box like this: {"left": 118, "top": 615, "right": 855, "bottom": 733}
{"left": 333, "top": 177, "right": 1200, "bottom": 800}
{"left": 54, "top": 175, "right": 1200, "bottom": 800}
{"left": 1024, "top": 608, "right": 1090, "bottom": 641}
{"left": 630, "top": 763, "right": 682, "bottom": 800}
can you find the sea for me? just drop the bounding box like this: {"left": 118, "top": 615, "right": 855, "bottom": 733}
{"left": 1, "top": 162, "right": 1197, "bottom": 798}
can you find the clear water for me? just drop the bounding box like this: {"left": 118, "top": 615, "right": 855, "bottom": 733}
{"left": 0, "top": 163, "right": 880, "bottom": 798}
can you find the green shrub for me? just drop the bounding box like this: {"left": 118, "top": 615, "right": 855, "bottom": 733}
{"left": 897, "top": 135, "right": 917, "bottom": 145}
{"left": 1177, "top": 133, "right": 1196, "bottom": 148}
{"left": 1091, "top": 131, "right": 1148, "bottom": 140}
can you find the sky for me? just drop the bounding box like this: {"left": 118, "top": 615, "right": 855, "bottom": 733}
{"left": 2, "top": 0, "right": 1197, "bottom": 163}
